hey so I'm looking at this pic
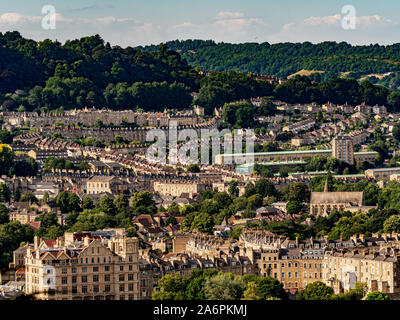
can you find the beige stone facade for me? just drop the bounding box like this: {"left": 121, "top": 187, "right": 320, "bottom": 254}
{"left": 153, "top": 181, "right": 208, "bottom": 197}
{"left": 366, "top": 167, "right": 400, "bottom": 181}
{"left": 86, "top": 176, "right": 131, "bottom": 195}
{"left": 24, "top": 230, "right": 139, "bottom": 300}
{"left": 326, "top": 251, "right": 400, "bottom": 295}
{"left": 332, "top": 134, "right": 354, "bottom": 165}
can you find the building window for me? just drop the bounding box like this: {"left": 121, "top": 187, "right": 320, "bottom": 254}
{"left": 72, "top": 267, "right": 77, "bottom": 273}
{"left": 94, "top": 285, "right": 99, "bottom": 293}
{"left": 93, "top": 267, "right": 99, "bottom": 272}
{"left": 105, "top": 266, "right": 110, "bottom": 272}
{"left": 128, "top": 284, "right": 134, "bottom": 291}
{"left": 120, "top": 266, "right": 124, "bottom": 271}
{"left": 72, "top": 276, "right": 77, "bottom": 284}
{"left": 128, "top": 274, "right": 134, "bottom": 281}
{"left": 82, "top": 267, "right": 87, "bottom": 273}
{"left": 72, "top": 286, "right": 77, "bottom": 294}
{"left": 82, "top": 276, "right": 87, "bottom": 283}
{"left": 93, "top": 275, "right": 99, "bottom": 282}
{"left": 82, "top": 286, "right": 88, "bottom": 293}
{"left": 119, "top": 284, "right": 125, "bottom": 292}
{"left": 62, "top": 277, "right": 68, "bottom": 284}
{"left": 105, "top": 285, "right": 111, "bottom": 293}
{"left": 62, "top": 268, "right": 67, "bottom": 274}
{"left": 105, "top": 275, "right": 110, "bottom": 282}
{"left": 119, "top": 274, "right": 125, "bottom": 282}
{"left": 62, "top": 287, "right": 68, "bottom": 295}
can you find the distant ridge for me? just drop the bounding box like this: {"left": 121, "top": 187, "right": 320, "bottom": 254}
{"left": 139, "top": 40, "right": 400, "bottom": 87}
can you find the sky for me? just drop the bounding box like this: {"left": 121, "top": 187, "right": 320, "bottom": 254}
{"left": 0, "top": 0, "right": 400, "bottom": 47}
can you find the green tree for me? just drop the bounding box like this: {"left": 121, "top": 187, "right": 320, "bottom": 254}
{"left": 152, "top": 274, "right": 187, "bottom": 300}
{"left": 256, "top": 277, "right": 288, "bottom": 300}
{"left": 187, "top": 164, "right": 200, "bottom": 173}
{"left": 185, "top": 269, "right": 219, "bottom": 300}
{"left": 0, "top": 183, "right": 11, "bottom": 203}
{"left": 131, "top": 191, "right": 157, "bottom": 215}
{"left": 0, "top": 203, "right": 9, "bottom": 224}
{"left": 286, "top": 200, "right": 302, "bottom": 215}
{"left": 82, "top": 197, "right": 95, "bottom": 210}
{"left": 20, "top": 192, "right": 38, "bottom": 203}
{"left": 242, "top": 282, "right": 261, "bottom": 300}
{"left": 56, "top": 191, "right": 81, "bottom": 213}
{"left": 383, "top": 215, "right": 400, "bottom": 233}
{"left": 296, "top": 281, "right": 334, "bottom": 300}
{"left": 365, "top": 291, "right": 389, "bottom": 300}
{"left": 229, "top": 226, "right": 243, "bottom": 240}
{"left": 0, "top": 144, "right": 14, "bottom": 176}
{"left": 191, "top": 212, "right": 214, "bottom": 234}
{"left": 228, "top": 180, "right": 239, "bottom": 197}
{"left": 165, "top": 216, "right": 178, "bottom": 226}
{"left": 204, "top": 273, "right": 246, "bottom": 300}
{"left": 99, "top": 196, "right": 117, "bottom": 216}
{"left": 254, "top": 179, "right": 277, "bottom": 198}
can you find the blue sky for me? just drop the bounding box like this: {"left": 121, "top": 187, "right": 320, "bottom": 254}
{"left": 0, "top": 0, "right": 399, "bottom": 46}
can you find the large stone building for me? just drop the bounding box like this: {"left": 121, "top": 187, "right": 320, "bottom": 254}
{"left": 332, "top": 134, "right": 354, "bottom": 165}
{"left": 24, "top": 229, "right": 140, "bottom": 300}
{"left": 366, "top": 167, "right": 400, "bottom": 181}
{"left": 326, "top": 248, "right": 400, "bottom": 295}
{"left": 86, "top": 176, "right": 132, "bottom": 195}
{"left": 215, "top": 149, "right": 378, "bottom": 166}
{"left": 153, "top": 180, "right": 209, "bottom": 197}
{"left": 309, "top": 179, "right": 373, "bottom": 217}
{"left": 238, "top": 229, "right": 400, "bottom": 296}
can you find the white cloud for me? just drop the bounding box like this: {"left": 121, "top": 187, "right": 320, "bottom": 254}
{"left": 172, "top": 22, "right": 196, "bottom": 29}
{"left": 356, "top": 15, "right": 393, "bottom": 27}
{"left": 298, "top": 13, "right": 393, "bottom": 29}
{"left": 303, "top": 14, "right": 342, "bottom": 27}
{"left": 216, "top": 12, "right": 245, "bottom": 20}
{"left": 95, "top": 16, "right": 135, "bottom": 24}
{"left": 269, "top": 13, "right": 397, "bottom": 44}
{"left": 0, "top": 13, "right": 41, "bottom": 26}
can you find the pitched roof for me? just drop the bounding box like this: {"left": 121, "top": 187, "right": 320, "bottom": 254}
{"left": 310, "top": 191, "right": 363, "bottom": 205}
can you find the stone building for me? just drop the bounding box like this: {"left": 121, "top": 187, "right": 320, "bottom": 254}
{"left": 332, "top": 134, "right": 354, "bottom": 165}
{"left": 24, "top": 229, "right": 140, "bottom": 300}
{"left": 326, "top": 249, "right": 400, "bottom": 295}
{"left": 366, "top": 167, "right": 400, "bottom": 181}
{"left": 86, "top": 176, "right": 132, "bottom": 195}
{"left": 310, "top": 179, "right": 369, "bottom": 217}
{"left": 239, "top": 228, "right": 400, "bottom": 295}
{"left": 153, "top": 180, "right": 209, "bottom": 197}
{"left": 215, "top": 149, "right": 378, "bottom": 166}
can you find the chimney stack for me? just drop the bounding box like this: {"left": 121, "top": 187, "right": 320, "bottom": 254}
{"left": 34, "top": 235, "right": 39, "bottom": 250}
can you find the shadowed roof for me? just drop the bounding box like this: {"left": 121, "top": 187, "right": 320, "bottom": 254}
{"left": 310, "top": 191, "right": 363, "bottom": 205}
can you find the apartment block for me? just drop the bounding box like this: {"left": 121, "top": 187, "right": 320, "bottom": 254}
{"left": 24, "top": 229, "right": 139, "bottom": 300}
